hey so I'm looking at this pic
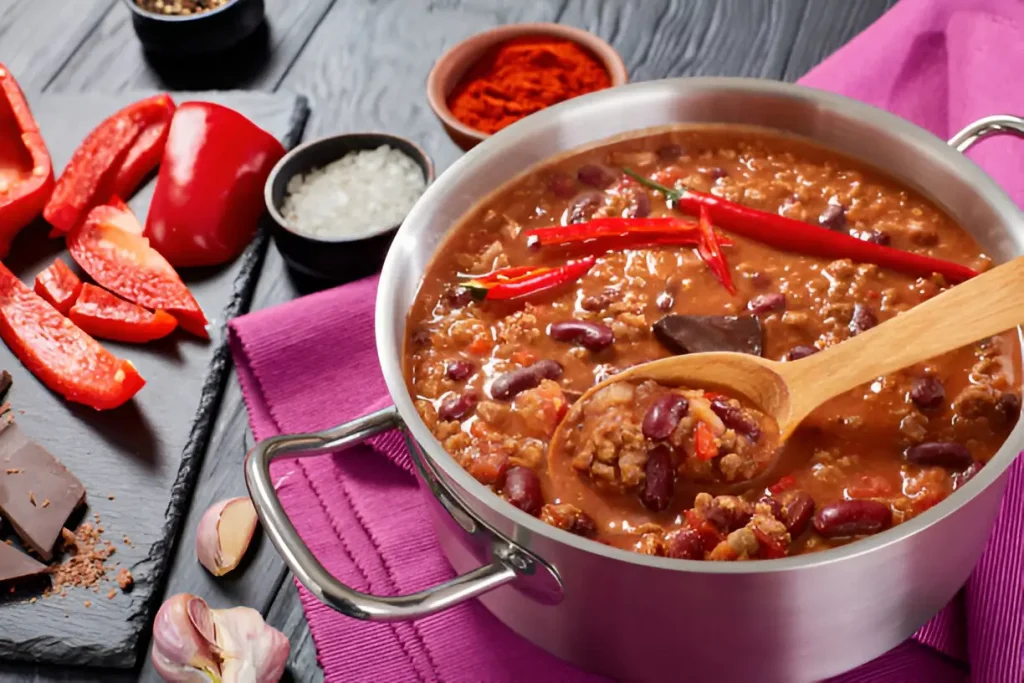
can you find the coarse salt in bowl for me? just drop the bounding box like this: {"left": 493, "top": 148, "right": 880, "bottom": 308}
{"left": 265, "top": 132, "right": 435, "bottom": 282}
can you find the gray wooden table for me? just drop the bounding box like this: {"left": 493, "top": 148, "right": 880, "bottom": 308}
{"left": 0, "top": 0, "right": 897, "bottom": 679}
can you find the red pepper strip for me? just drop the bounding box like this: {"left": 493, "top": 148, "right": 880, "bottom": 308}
{"left": 623, "top": 168, "right": 978, "bottom": 283}
{"left": 68, "top": 200, "right": 209, "bottom": 339}
{"left": 89, "top": 196, "right": 144, "bottom": 235}
{"left": 0, "top": 261, "right": 144, "bottom": 410}
{"left": 69, "top": 284, "right": 178, "bottom": 344}
{"left": 0, "top": 65, "right": 55, "bottom": 257}
{"left": 694, "top": 421, "right": 718, "bottom": 461}
{"left": 753, "top": 527, "right": 789, "bottom": 559}
{"left": 464, "top": 257, "right": 596, "bottom": 301}
{"left": 33, "top": 258, "right": 82, "bottom": 315}
{"left": 696, "top": 205, "right": 737, "bottom": 295}
{"left": 110, "top": 94, "right": 175, "bottom": 201}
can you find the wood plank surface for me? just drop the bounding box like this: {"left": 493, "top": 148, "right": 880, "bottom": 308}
{"left": 0, "top": 0, "right": 899, "bottom": 680}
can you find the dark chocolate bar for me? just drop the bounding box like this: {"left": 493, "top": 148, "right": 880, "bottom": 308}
{"left": 0, "top": 540, "right": 47, "bottom": 584}
{"left": 0, "top": 414, "right": 86, "bottom": 560}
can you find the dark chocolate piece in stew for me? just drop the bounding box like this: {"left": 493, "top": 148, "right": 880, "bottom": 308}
{"left": 653, "top": 314, "right": 763, "bottom": 356}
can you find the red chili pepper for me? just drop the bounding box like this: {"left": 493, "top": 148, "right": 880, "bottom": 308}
{"left": 145, "top": 102, "right": 285, "bottom": 267}
{"left": 767, "top": 475, "right": 797, "bottom": 495}
{"left": 694, "top": 421, "right": 718, "bottom": 461}
{"left": 525, "top": 217, "right": 734, "bottom": 248}
{"left": 465, "top": 265, "right": 539, "bottom": 284}
{"left": 69, "top": 284, "right": 178, "bottom": 344}
{"left": 0, "top": 65, "right": 54, "bottom": 257}
{"left": 110, "top": 94, "right": 176, "bottom": 201}
{"left": 753, "top": 527, "right": 788, "bottom": 559}
{"left": 33, "top": 258, "right": 82, "bottom": 315}
{"left": 0, "top": 261, "right": 144, "bottom": 410}
{"left": 624, "top": 168, "right": 978, "bottom": 283}
{"left": 463, "top": 257, "right": 596, "bottom": 301}
{"left": 67, "top": 199, "right": 209, "bottom": 338}
{"left": 696, "top": 205, "right": 737, "bottom": 295}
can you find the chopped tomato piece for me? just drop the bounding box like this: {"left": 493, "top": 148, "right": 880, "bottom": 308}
{"left": 67, "top": 200, "right": 208, "bottom": 338}
{"left": 510, "top": 349, "right": 537, "bottom": 366}
{"left": 466, "top": 447, "right": 510, "bottom": 486}
{"left": 846, "top": 474, "right": 893, "bottom": 499}
{"left": 768, "top": 475, "right": 798, "bottom": 495}
{"left": 33, "top": 258, "right": 82, "bottom": 314}
{"left": 69, "top": 284, "right": 178, "bottom": 344}
{"left": 515, "top": 380, "right": 568, "bottom": 438}
{"left": 694, "top": 421, "right": 718, "bottom": 461}
{"left": 684, "top": 509, "right": 724, "bottom": 551}
{"left": 753, "top": 527, "right": 788, "bottom": 559}
{"left": 0, "top": 261, "right": 144, "bottom": 409}
{"left": 467, "top": 333, "right": 493, "bottom": 355}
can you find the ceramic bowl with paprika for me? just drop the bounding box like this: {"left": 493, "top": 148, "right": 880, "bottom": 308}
{"left": 427, "top": 23, "right": 628, "bottom": 151}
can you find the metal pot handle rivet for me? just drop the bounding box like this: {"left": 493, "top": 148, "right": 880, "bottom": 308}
{"left": 244, "top": 405, "right": 555, "bottom": 621}
{"left": 948, "top": 114, "right": 1024, "bottom": 152}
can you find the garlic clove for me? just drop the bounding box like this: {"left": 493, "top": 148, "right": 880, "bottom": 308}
{"left": 196, "top": 497, "right": 259, "bottom": 576}
{"left": 210, "top": 606, "right": 291, "bottom": 683}
{"left": 151, "top": 593, "right": 221, "bottom": 682}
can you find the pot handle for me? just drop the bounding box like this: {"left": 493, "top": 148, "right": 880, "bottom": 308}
{"left": 948, "top": 115, "right": 1024, "bottom": 152}
{"left": 245, "top": 405, "right": 524, "bottom": 621}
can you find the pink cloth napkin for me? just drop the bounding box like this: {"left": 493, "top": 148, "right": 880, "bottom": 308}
{"left": 230, "top": 1, "right": 1024, "bottom": 680}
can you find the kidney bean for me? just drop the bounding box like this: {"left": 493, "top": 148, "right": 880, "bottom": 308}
{"left": 445, "top": 286, "right": 473, "bottom": 307}
{"left": 665, "top": 528, "right": 703, "bottom": 560}
{"left": 904, "top": 442, "right": 973, "bottom": 469}
{"left": 757, "top": 495, "right": 783, "bottom": 519}
{"left": 818, "top": 203, "right": 847, "bottom": 231}
{"left": 813, "top": 500, "right": 892, "bottom": 538}
{"left": 438, "top": 390, "right": 478, "bottom": 422}
{"left": 642, "top": 393, "right": 690, "bottom": 440}
{"left": 548, "top": 320, "right": 614, "bottom": 352}
{"left": 577, "top": 163, "right": 617, "bottom": 189}
{"left": 705, "top": 495, "right": 753, "bottom": 532}
{"left": 952, "top": 462, "right": 983, "bottom": 491}
{"left": 849, "top": 304, "right": 877, "bottom": 336}
{"left": 710, "top": 398, "right": 761, "bottom": 441}
{"left": 548, "top": 172, "right": 578, "bottom": 199}
{"left": 490, "top": 360, "right": 563, "bottom": 400}
{"left": 785, "top": 345, "right": 819, "bottom": 361}
{"left": 655, "top": 291, "right": 675, "bottom": 311}
{"left": 568, "top": 191, "right": 603, "bottom": 224}
{"left": 640, "top": 445, "right": 675, "bottom": 512}
{"left": 626, "top": 190, "right": 651, "bottom": 218}
{"left": 446, "top": 360, "right": 475, "bottom": 381}
{"left": 410, "top": 326, "right": 432, "bottom": 348}
{"left": 708, "top": 167, "right": 728, "bottom": 180}
{"left": 996, "top": 393, "right": 1021, "bottom": 426}
{"left": 505, "top": 466, "right": 543, "bottom": 516}
{"left": 569, "top": 512, "right": 598, "bottom": 538}
{"left": 779, "top": 491, "right": 815, "bottom": 536}
{"left": 909, "top": 376, "right": 945, "bottom": 410}
{"left": 657, "top": 143, "right": 683, "bottom": 161}
{"left": 747, "top": 292, "right": 785, "bottom": 315}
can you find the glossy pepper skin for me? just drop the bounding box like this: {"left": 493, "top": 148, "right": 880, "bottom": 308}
{"left": 44, "top": 94, "right": 175, "bottom": 235}
{"left": 69, "top": 284, "right": 178, "bottom": 344}
{"left": 145, "top": 102, "right": 285, "bottom": 267}
{"left": 68, "top": 199, "right": 209, "bottom": 339}
{"left": 0, "top": 64, "right": 54, "bottom": 257}
{"left": 0, "top": 261, "right": 145, "bottom": 410}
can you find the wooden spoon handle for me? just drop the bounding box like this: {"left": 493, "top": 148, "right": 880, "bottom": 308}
{"left": 779, "top": 255, "right": 1024, "bottom": 425}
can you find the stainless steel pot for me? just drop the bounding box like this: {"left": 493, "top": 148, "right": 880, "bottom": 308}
{"left": 246, "top": 78, "right": 1024, "bottom": 682}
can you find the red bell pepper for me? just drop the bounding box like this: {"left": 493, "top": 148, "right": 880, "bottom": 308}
{"left": 145, "top": 102, "right": 285, "bottom": 267}
{"left": 0, "top": 65, "right": 54, "bottom": 257}
{"left": 695, "top": 205, "right": 737, "bottom": 295}
{"left": 0, "top": 261, "right": 144, "bottom": 410}
{"left": 463, "top": 257, "right": 596, "bottom": 301}
{"left": 694, "top": 421, "right": 718, "bottom": 461}
{"left": 44, "top": 94, "right": 174, "bottom": 235}
{"left": 624, "top": 168, "right": 978, "bottom": 283}
{"left": 69, "top": 284, "right": 178, "bottom": 343}
{"left": 33, "top": 257, "right": 82, "bottom": 314}
{"left": 68, "top": 200, "right": 209, "bottom": 338}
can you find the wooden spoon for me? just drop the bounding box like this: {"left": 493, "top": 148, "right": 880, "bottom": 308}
{"left": 549, "top": 255, "right": 1024, "bottom": 489}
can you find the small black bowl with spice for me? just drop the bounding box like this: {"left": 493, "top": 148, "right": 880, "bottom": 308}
{"left": 123, "top": 0, "right": 265, "bottom": 56}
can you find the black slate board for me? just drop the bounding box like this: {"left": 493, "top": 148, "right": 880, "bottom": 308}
{"left": 0, "top": 91, "right": 309, "bottom": 667}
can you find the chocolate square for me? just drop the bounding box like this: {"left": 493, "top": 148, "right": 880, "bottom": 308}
{"left": 0, "top": 540, "right": 47, "bottom": 584}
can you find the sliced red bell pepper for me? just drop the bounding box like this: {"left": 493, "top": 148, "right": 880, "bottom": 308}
{"left": 145, "top": 102, "right": 285, "bottom": 267}
{"left": 110, "top": 95, "right": 175, "bottom": 201}
{"left": 44, "top": 94, "right": 174, "bottom": 235}
{"left": 69, "top": 283, "right": 178, "bottom": 343}
{"left": 33, "top": 257, "right": 82, "bottom": 314}
{"left": 68, "top": 200, "right": 209, "bottom": 339}
{"left": 696, "top": 205, "right": 737, "bottom": 295}
{"left": 463, "top": 257, "right": 596, "bottom": 301}
{"left": 694, "top": 420, "right": 718, "bottom": 461}
{"left": 0, "top": 261, "right": 144, "bottom": 410}
{"left": 624, "top": 168, "right": 978, "bottom": 283}
{"left": 0, "top": 65, "right": 54, "bottom": 257}
{"left": 88, "top": 196, "right": 143, "bottom": 235}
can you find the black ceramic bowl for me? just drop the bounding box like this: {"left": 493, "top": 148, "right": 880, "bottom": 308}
{"left": 123, "top": 0, "right": 265, "bottom": 56}
{"left": 265, "top": 133, "right": 435, "bottom": 282}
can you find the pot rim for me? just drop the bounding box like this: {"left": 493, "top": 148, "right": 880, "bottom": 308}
{"left": 377, "top": 76, "right": 1024, "bottom": 574}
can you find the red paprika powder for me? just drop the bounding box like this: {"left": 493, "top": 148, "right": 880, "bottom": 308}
{"left": 447, "top": 37, "right": 612, "bottom": 135}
